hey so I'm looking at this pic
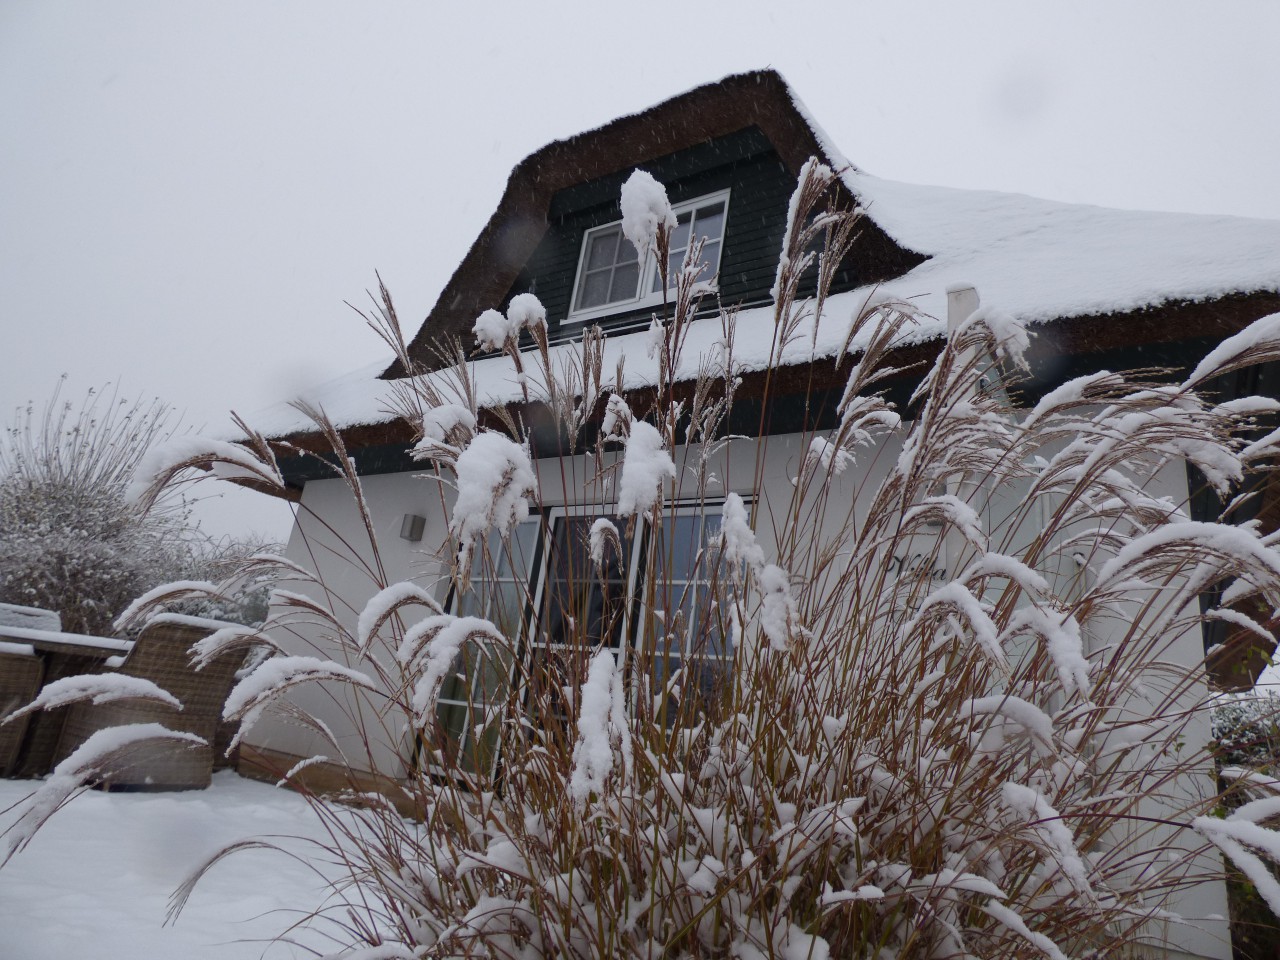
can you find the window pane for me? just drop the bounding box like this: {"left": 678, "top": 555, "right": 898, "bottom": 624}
{"left": 693, "top": 240, "right": 721, "bottom": 282}
{"left": 608, "top": 261, "right": 640, "bottom": 302}
{"left": 474, "top": 643, "right": 514, "bottom": 700}
{"left": 524, "top": 643, "right": 579, "bottom": 732}
{"left": 613, "top": 233, "right": 640, "bottom": 266}
{"left": 495, "top": 519, "right": 539, "bottom": 577}
{"left": 436, "top": 699, "right": 469, "bottom": 762}
{"left": 654, "top": 252, "right": 682, "bottom": 293}
{"left": 652, "top": 653, "right": 730, "bottom": 723}
{"left": 545, "top": 564, "right": 629, "bottom": 648}
{"left": 650, "top": 590, "right": 689, "bottom": 652}
{"left": 670, "top": 217, "right": 691, "bottom": 253}
{"left": 644, "top": 508, "right": 728, "bottom": 723}
{"left": 656, "top": 513, "right": 702, "bottom": 580}
{"left": 469, "top": 719, "right": 500, "bottom": 774}
{"left": 700, "top": 514, "right": 722, "bottom": 575}
{"left": 693, "top": 203, "right": 725, "bottom": 241}
{"left": 438, "top": 665, "right": 470, "bottom": 704}
{"left": 453, "top": 589, "right": 484, "bottom": 621}
{"left": 654, "top": 651, "right": 681, "bottom": 691}
{"left": 578, "top": 270, "right": 611, "bottom": 308}
{"left": 433, "top": 649, "right": 506, "bottom": 773}
{"left": 488, "top": 580, "right": 526, "bottom": 639}
{"left": 689, "top": 583, "right": 729, "bottom": 657}
{"left": 586, "top": 230, "right": 619, "bottom": 270}
{"left": 685, "top": 655, "right": 731, "bottom": 704}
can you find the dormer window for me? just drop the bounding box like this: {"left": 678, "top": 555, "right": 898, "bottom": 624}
{"left": 570, "top": 189, "right": 730, "bottom": 321}
{"left": 652, "top": 196, "right": 726, "bottom": 293}
{"left": 575, "top": 226, "right": 642, "bottom": 311}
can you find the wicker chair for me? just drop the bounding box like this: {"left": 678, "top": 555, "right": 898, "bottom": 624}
{"left": 53, "top": 617, "right": 247, "bottom": 791}
{"left": 0, "top": 641, "right": 45, "bottom": 777}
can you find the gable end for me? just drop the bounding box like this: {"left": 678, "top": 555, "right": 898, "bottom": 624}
{"left": 385, "top": 69, "right": 927, "bottom": 378}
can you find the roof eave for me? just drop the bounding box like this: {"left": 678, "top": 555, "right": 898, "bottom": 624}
{"left": 269, "top": 288, "right": 1280, "bottom": 487}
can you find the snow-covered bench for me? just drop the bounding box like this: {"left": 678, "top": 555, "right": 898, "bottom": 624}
{"left": 0, "top": 603, "right": 62, "bottom": 632}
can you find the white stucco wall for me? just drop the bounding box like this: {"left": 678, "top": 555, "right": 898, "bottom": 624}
{"left": 247, "top": 469, "right": 455, "bottom": 777}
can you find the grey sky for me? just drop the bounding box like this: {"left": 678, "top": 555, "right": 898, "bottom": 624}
{"left": 3, "top": 0, "right": 1278, "bottom": 540}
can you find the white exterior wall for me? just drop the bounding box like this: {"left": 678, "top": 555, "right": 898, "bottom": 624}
{"left": 970, "top": 452, "right": 1230, "bottom": 959}
{"left": 248, "top": 470, "right": 455, "bottom": 777}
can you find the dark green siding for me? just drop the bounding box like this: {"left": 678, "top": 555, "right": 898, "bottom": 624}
{"left": 498, "top": 127, "right": 860, "bottom": 342}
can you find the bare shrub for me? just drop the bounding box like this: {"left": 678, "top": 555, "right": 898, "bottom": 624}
{"left": 0, "top": 380, "right": 206, "bottom": 635}
{"left": 1214, "top": 692, "right": 1280, "bottom": 771}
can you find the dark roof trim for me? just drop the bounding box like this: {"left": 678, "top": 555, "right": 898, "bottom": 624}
{"left": 270, "top": 289, "right": 1280, "bottom": 487}
{"left": 388, "top": 69, "right": 926, "bottom": 377}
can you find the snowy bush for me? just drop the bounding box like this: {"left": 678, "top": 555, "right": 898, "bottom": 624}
{"left": 1213, "top": 692, "right": 1280, "bottom": 770}
{"left": 168, "top": 534, "right": 285, "bottom": 628}
{"left": 0, "top": 381, "right": 208, "bottom": 635}
{"left": 0, "top": 381, "right": 286, "bottom": 637}
{"left": 9, "top": 166, "right": 1280, "bottom": 959}
{"left": 1208, "top": 693, "right": 1280, "bottom": 958}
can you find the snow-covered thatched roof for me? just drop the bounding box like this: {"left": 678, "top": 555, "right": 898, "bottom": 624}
{"left": 247, "top": 71, "right": 1280, "bottom": 441}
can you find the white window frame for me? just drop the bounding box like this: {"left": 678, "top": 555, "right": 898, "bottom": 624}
{"left": 523, "top": 504, "right": 648, "bottom": 666}
{"left": 568, "top": 188, "right": 731, "bottom": 323}
{"left": 430, "top": 517, "right": 542, "bottom": 777}
{"left": 431, "top": 506, "right": 645, "bottom": 776}
{"left": 430, "top": 501, "right": 729, "bottom": 775}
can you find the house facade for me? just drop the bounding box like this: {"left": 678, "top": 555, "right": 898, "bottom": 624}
{"left": 233, "top": 71, "right": 1280, "bottom": 959}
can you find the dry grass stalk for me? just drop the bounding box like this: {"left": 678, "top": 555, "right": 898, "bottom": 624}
{"left": 7, "top": 163, "right": 1280, "bottom": 960}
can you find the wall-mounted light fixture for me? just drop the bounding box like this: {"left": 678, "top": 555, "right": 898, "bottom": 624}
{"left": 400, "top": 514, "right": 425, "bottom": 542}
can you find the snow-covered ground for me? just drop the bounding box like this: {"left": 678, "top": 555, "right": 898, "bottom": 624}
{"left": 0, "top": 772, "right": 349, "bottom": 959}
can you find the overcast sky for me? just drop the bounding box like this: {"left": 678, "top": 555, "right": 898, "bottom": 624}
{"left": 3, "top": 0, "right": 1279, "bottom": 541}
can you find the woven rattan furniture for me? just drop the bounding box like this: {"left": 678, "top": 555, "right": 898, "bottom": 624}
{"left": 0, "top": 641, "right": 45, "bottom": 777}
{"left": 53, "top": 616, "right": 247, "bottom": 791}
{"left": 0, "top": 626, "right": 132, "bottom": 776}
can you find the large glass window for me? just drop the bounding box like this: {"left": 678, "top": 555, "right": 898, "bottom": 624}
{"left": 647, "top": 508, "right": 730, "bottom": 709}
{"left": 435, "top": 519, "right": 539, "bottom": 773}
{"left": 431, "top": 504, "right": 728, "bottom": 773}
{"left": 570, "top": 189, "right": 731, "bottom": 320}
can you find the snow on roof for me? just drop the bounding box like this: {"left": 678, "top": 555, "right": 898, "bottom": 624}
{"left": 849, "top": 171, "right": 1280, "bottom": 325}
{"left": 247, "top": 357, "right": 397, "bottom": 438}
{"left": 245, "top": 172, "right": 1280, "bottom": 442}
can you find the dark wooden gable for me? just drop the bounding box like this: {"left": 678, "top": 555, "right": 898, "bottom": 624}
{"left": 385, "top": 69, "right": 928, "bottom": 378}
{"left": 495, "top": 127, "right": 869, "bottom": 343}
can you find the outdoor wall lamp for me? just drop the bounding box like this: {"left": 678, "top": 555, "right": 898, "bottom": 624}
{"left": 399, "top": 514, "right": 425, "bottom": 542}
